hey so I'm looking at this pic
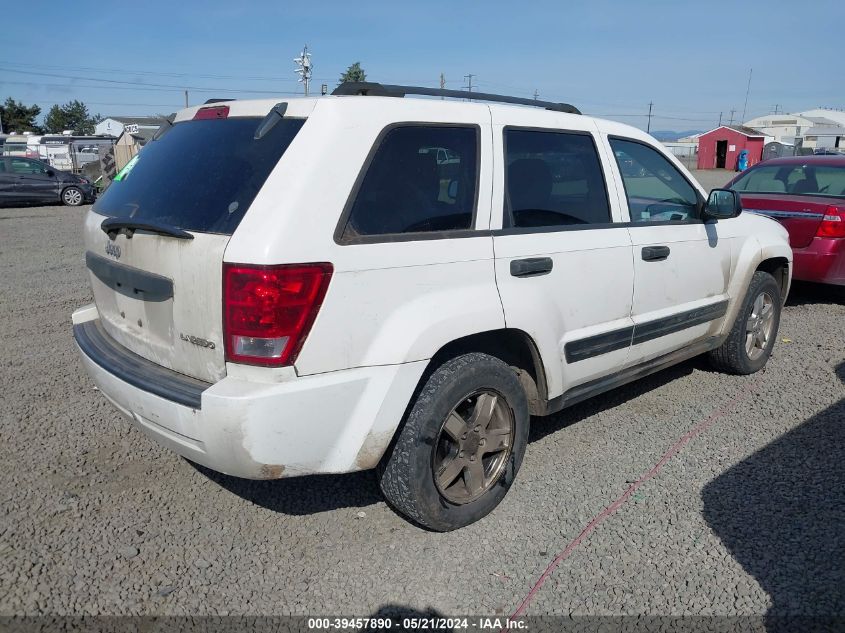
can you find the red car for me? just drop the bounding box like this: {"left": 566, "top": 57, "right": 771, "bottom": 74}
{"left": 728, "top": 155, "right": 845, "bottom": 286}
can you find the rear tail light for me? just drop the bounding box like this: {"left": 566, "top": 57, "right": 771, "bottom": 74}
{"left": 816, "top": 206, "right": 845, "bottom": 238}
{"left": 193, "top": 105, "right": 230, "bottom": 120}
{"left": 223, "top": 263, "right": 333, "bottom": 367}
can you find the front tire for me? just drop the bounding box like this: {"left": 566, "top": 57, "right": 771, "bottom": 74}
{"left": 61, "top": 186, "right": 84, "bottom": 207}
{"left": 378, "top": 353, "right": 529, "bottom": 531}
{"left": 709, "top": 271, "right": 782, "bottom": 374}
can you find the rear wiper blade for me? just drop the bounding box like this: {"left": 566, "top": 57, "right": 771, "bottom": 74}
{"left": 101, "top": 217, "right": 194, "bottom": 240}
{"left": 254, "top": 102, "right": 288, "bottom": 140}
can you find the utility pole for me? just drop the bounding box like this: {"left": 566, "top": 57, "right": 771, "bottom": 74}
{"left": 463, "top": 73, "right": 475, "bottom": 100}
{"left": 741, "top": 68, "right": 752, "bottom": 123}
{"left": 772, "top": 104, "right": 780, "bottom": 114}
{"left": 184, "top": 90, "right": 189, "bottom": 108}
{"left": 729, "top": 108, "right": 736, "bottom": 125}
{"left": 533, "top": 89, "right": 539, "bottom": 101}
{"left": 646, "top": 101, "right": 653, "bottom": 133}
{"left": 718, "top": 112, "right": 723, "bottom": 126}
{"left": 440, "top": 73, "right": 446, "bottom": 99}
{"left": 294, "top": 44, "right": 313, "bottom": 96}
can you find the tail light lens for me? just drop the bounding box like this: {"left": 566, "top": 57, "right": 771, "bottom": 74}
{"left": 223, "top": 263, "right": 333, "bottom": 367}
{"left": 816, "top": 206, "right": 845, "bottom": 238}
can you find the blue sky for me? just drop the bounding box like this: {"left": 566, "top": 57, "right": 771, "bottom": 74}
{"left": 1, "top": 0, "right": 841, "bottom": 132}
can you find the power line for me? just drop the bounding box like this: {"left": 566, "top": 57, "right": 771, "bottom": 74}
{"left": 0, "top": 60, "right": 312, "bottom": 83}
{"left": 0, "top": 67, "right": 298, "bottom": 95}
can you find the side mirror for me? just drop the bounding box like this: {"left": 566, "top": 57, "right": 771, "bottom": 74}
{"left": 704, "top": 188, "right": 742, "bottom": 220}
{"left": 45, "top": 169, "right": 55, "bottom": 177}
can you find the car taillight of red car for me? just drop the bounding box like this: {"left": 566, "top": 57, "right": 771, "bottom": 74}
{"left": 817, "top": 205, "right": 845, "bottom": 238}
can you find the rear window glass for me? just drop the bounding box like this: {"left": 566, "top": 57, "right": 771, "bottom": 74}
{"left": 93, "top": 117, "right": 305, "bottom": 234}
{"left": 731, "top": 163, "right": 845, "bottom": 198}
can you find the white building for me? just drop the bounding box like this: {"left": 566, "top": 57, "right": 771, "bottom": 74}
{"left": 743, "top": 108, "right": 845, "bottom": 149}
{"left": 95, "top": 116, "right": 163, "bottom": 138}
{"left": 742, "top": 113, "right": 815, "bottom": 143}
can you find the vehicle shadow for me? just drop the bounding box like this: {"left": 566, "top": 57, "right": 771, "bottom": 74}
{"left": 786, "top": 280, "right": 845, "bottom": 307}
{"left": 529, "top": 358, "right": 697, "bottom": 443}
{"left": 193, "top": 357, "right": 703, "bottom": 517}
{"left": 701, "top": 361, "right": 845, "bottom": 627}
{"left": 358, "top": 605, "right": 454, "bottom": 632}
{"left": 190, "top": 461, "right": 382, "bottom": 515}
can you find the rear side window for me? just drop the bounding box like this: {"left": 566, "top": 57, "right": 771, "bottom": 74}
{"left": 10, "top": 158, "right": 45, "bottom": 174}
{"left": 731, "top": 163, "right": 845, "bottom": 198}
{"left": 93, "top": 117, "right": 305, "bottom": 235}
{"left": 610, "top": 138, "right": 699, "bottom": 222}
{"left": 339, "top": 125, "right": 478, "bottom": 240}
{"left": 504, "top": 129, "right": 611, "bottom": 228}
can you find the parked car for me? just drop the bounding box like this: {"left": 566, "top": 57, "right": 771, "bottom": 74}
{"left": 0, "top": 156, "right": 95, "bottom": 207}
{"left": 728, "top": 155, "right": 845, "bottom": 286}
{"left": 72, "top": 84, "right": 791, "bottom": 530}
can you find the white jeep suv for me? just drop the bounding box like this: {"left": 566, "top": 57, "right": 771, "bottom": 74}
{"left": 73, "top": 83, "right": 791, "bottom": 530}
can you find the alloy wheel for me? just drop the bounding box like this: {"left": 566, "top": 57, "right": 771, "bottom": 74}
{"left": 432, "top": 390, "right": 515, "bottom": 504}
{"left": 745, "top": 291, "right": 775, "bottom": 360}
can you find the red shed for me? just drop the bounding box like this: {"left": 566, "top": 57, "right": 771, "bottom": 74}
{"left": 696, "top": 125, "right": 766, "bottom": 170}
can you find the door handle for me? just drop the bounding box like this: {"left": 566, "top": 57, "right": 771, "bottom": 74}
{"left": 641, "top": 245, "right": 671, "bottom": 261}
{"left": 510, "top": 257, "right": 553, "bottom": 277}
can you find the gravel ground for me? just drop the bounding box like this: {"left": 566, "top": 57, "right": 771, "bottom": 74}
{"left": 1, "top": 204, "right": 843, "bottom": 620}
{"left": 689, "top": 169, "right": 735, "bottom": 191}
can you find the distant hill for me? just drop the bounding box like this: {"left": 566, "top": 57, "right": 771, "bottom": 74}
{"left": 650, "top": 129, "right": 703, "bottom": 142}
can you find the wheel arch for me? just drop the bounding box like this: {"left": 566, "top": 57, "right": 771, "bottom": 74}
{"left": 756, "top": 256, "right": 790, "bottom": 304}
{"left": 425, "top": 328, "right": 549, "bottom": 416}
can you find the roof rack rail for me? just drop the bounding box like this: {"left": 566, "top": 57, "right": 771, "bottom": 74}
{"left": 332, "top": 82, "right": 580, "bottom": 115}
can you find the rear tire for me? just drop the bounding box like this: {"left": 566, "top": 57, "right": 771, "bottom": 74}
{"left": 61, "top": 186, "right": 84, "bottom": 207}
{"left": 709, "top": 271, "right": 781, "bottom": 375}
{"left": 378, "top": 353, "right": 529, "bottom": 531}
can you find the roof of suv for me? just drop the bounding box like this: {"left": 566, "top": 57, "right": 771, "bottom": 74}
{"left": 173, "top": 93, "right": 650, "bottom": 142}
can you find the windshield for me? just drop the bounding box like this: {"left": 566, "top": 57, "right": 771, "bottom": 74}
{"left": 93, "top": 116, "right": 305, "bottom": 234}
{"left": 731, "top": 163, "right": 845, "bottom": 198}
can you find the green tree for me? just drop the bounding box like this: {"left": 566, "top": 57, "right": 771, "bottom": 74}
{"left": 43, "top": 100, "right": 102, "bottom": 135}
{"left": 338, "top": 62, "right": 366, "bottom": 85}
{"left": 0, "top": 97, "right": 42, "bottom": 133}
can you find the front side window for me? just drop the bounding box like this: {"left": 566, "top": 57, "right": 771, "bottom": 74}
{"left": 340, "top": 125, "right": 478, "bottom": 239}
{"left": 504, "top": 129, "right": 611, "bottom": 228}
{"left": 731, "top": 163, "right": 845, "bottom": 198}
{"left": 610, "top": 138, "right": 699, "bottom": 222}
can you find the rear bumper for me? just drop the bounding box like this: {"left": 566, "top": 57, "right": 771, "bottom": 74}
{"left": 792, "top": 237, "right": 845, "bottom": 286}
{"left": 72, "top": 306, "right": 426, "bottom": 479}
